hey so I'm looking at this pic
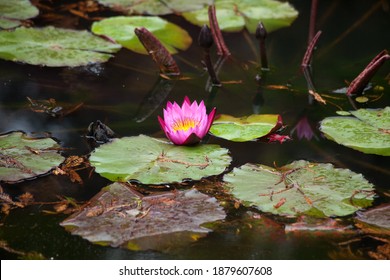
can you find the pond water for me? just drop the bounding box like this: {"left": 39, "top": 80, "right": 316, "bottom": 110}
{"left": 0, "top": 0, "right": 389, "bottom": 259}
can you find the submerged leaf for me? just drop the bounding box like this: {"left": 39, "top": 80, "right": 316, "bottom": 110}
{"left": 0, "top": 26, "right": 121, "bottom": 67}
{"left": 0, "top": 0, "right": 39, "bottom": 29}
{"left": 89, "top": 135, "right": 231, "bottom": 184}
{"left": 183, "top": 0, "right": 298, "bottom": 33}
{"left": 61, "top": 182, "right": 226, "bottom": 250}
{"left": 91, "top": 16, "right": 192, "bottom": 54}
{"left": 355, "top": 204, "right": 390, "bottom": 235}
{"left": 0, "top": 132, "right": 65, "bottom": 183}
{"left": 223, "top": 160, "right": 375, "bottom": 217}
{"left": 209, "top": 114, "right": 282, "bottom": 142}
{"left": 320, "top": 107, "right": 390, "bottom": 156}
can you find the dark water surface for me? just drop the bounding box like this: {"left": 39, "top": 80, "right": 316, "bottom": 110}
{"left": 0, "top": 0, "right": 389, "bottom": 259}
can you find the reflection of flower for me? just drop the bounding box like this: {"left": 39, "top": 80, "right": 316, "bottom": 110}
{"left": 290, "top": 115, "right": 318, "bottom": 141}
{"left": 158, "top": 97, "right": 216, "bottom": 145}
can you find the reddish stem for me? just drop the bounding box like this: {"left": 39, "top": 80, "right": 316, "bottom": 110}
{"left": 208, "top": 5, "right": 230, "bottom": 57}
{"left": 134, "top": 27, "right": 181, "bottom": 76}
{"left": 301, "top": 30, "right": 322, "bottom": 68}
{"left": 347, "top": 50, "right": 389, "bottom": 95}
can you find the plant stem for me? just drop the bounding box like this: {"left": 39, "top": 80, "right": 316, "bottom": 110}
{"left": 256, "top": 22, "right": 269, "bottom": 70}
{"left": 208, "top": 5, "right": 230, "bottom": 57}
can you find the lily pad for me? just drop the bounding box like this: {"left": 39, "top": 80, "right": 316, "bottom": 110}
{"left": 97, "top": 0, "right": 212, "bottom": 15}
{"left": 355, "top": 204, "right": 390, "bottom": 235}
{"left": 0, "top": 131, "right": 65, "bottom": 183}
{"left": 320, "top": 107, "right": 390, "bottom": 156}
{"left": 91, "top": 16, "right": 192, "bottom": 54}
{"left": 223, "top": 160, "right": 375, "bottom": 217}
{"left": 89, "top": 135, "right": 231, "bottom": 184}
{"left": 209, "top": 114, "right": 281, "bottom": 142}
{"left": 0, "top": 0, "right": 39, "bottom": 29}
{"left": 0, "top": 26, "right": 121, "bottom": 67}
{"left": 182, "top": 0, "right": 298, "bottom": 33}
{"left": 61, "top": 182, "right": 226, "bottom": 250}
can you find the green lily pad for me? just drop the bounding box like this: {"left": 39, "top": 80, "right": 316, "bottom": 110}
{"left": 209, "top": 114, "right": 281, "bottom": 142}
{"left": 89, "top": 135, "right": 231, "bottom": 184}
{"left": 223, "top": 160, "right": 375, "bottom": 217}
{"left": 0, "top": 26, "right": 121, "bottom": 67}
{"left": 97, "top": 0, "right": 212, "bottom": 15}
{"left": 61, "top": 182, "right": 226, "bottom": 250}
{"left": 182, "top": 0, "right": 298, "bottom": 33}
{"left": 0, "top": 0, "right": 39, "bottom": 29}
{"left": 320, "top": 107, "right": 390, "bottom": 156}
{"left": 0, "top": 131, "right": 65, "bottom": 183}
{"left": 91, "top": 16, "right": 192, "bottom": 54}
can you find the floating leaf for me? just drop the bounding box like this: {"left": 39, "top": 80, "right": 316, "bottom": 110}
{"left": 355, "top": 204, "right": 390, "bottom": 235}
{"left": 0, "top": 0, "right": 39, "bottom": 29}
{"left": 61, "top": 182, "right": 226, "bottom": 250}
{"left": 320, "top": 107, "right": 390, "bottom": 156}
{"left": 89, "top": 135, "right": 231, "bottom": 184}
{"left": 0, "top": 131, "right": 65, "bottom": 183}
{"left": 91, "top": 16, "right": 192, "bottom": 54}
{"left": 209, "top": 114, "right": 281, "bottom": 142}
{"left": 96, "top": 0, "right": 212, "bottom": 15}
{"left": 182, "top": 0, "right": 298, "bottom": 33}
{"left": 0, "top": 26, "right": 121, "bottom": 67}
{"left": 223, "top": 160, "right": 375, "bottom": 217}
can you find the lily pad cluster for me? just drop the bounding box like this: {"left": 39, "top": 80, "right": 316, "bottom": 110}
{"left": 182, "top": 0, "right": 298, "bottom": 33}
{"left": 0, "top": 131, "right": 65, "bottom": 183}
{"left": 96, "top": 0, "right": 212, "bottom": 15}
{"left": 320, "top": 107, "right": 390, "bottom": 156}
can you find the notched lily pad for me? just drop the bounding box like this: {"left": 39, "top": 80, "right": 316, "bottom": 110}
{"left": 91, "top": 16, "right": 192, "bottom": 54}
{"left": 0, "top": 26, "right": 121, "bottom": 67}
{"left": 182, "top": 0, "right": 298, "bottom": 33}
{"left": 97, "top": 0, "right": 212, "bottom": 15}
{"left": 0, "top": 131, "right": 65, "bottom": 183}
{"left": 320, "top": 107, "right": 390, "bottom": 156}
{"left": 0, "top": 0, "right": 39, "bottom": 29}
{"left": 223, "top": 160, "right": 375, "bottom": 217}
{"left": 209, "top": 114, "right": 282, "bottom": 142}
{"left": 89, "top": 135, "right": 231, "bottom": 184}
{"left": 61, "top": 182, "right": 226, "bottom": 250}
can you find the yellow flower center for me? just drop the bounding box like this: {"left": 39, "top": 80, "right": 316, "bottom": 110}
{"left": 172, "top": 118, "right": 199, "bottom": 132}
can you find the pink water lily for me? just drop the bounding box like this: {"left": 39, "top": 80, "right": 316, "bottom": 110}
{"left": 158, "top": 97, "right": 216, "bottom": 145}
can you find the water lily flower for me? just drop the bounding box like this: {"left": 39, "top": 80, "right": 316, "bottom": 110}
{"left": 290, "top": 115, "right": 318, "bottom": 141}
{"left": 158, "top": 97, "right": 216, "bottom": 145}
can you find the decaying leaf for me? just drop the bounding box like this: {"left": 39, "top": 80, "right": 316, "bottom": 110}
{"left": 355, "top": 204, "right": 390, "bottom": 236}
{"left": 61, "top": 182, "right": 226, "bottom": 250}
{"left": 53, "top": 156, "right": 89, "bottom": 184}
{"left": 27, "top": 97, "right": 83, "bottom": 117}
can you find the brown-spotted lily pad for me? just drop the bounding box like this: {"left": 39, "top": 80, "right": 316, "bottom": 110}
{"left": 0, "top": 131, "right": 65, "bottom": 183}
{"left": 223, "top": 160, "right": 375, "bottom": 217}
{"left": 61, "top": 182, "right": 226, "bottom": 250}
